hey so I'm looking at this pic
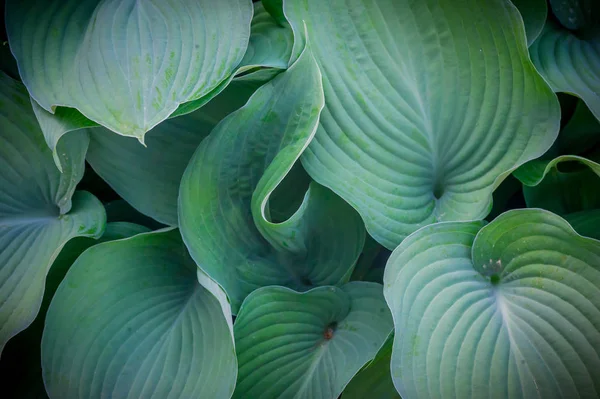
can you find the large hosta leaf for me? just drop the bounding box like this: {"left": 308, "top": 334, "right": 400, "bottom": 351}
{"left": 281, "top": 0, "right": 560, "bottom": 249}
{"left": 87, "top": 80, "right": 260, "bottom": 226}
{"left": 0, "top": 222, "right": 149, "bottom": 398}
{"left": 233, "top": 282, "right": 393, "bottom": 399}
{"left": 179, "top": 44, "right": 365, "bottom": 311}
{"left": 42, "top": 229, "right": 237, "bottom": 399}
{"left": 5, "top": 0, "right": 253, "bottom": 140}
{"left": 0, "top": 73, "right": 105, "bottom": 355}
{"left": 384, "top": 209, "right": 600, "bottom": 398}
{"left": 530, "top": 21, "right": 600, "bottom": 121}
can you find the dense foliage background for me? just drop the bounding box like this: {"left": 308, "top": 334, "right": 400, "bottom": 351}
{"left": 0, "top": 0, "right": 599, "bottom": 398}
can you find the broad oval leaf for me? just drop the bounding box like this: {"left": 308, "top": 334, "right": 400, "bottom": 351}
{"left": 233, "top": 282, "right": 393, "bottom": 399}
{"left": 530, "top": 21, "right": 600, "bottom": 122}
{"left": 282, "top": 0, "right": 560, "bottom": 249}
{"left": 384, "top": 209, "right": 600, "bottom": 398}
{"left": 42, "top": 229, "right": 237, "bottom": 399}
{"left": 0, "top": 73, "right": 105, "bottom": 354}
{"left": 179, "top": 44, "right": 365, "bottom": 312}
{"left": 0, "top": 222, "right": 149, "bottom": 398}
{"left": 87, "top": 80, "right": 260, "bottom": 226}
{"left": 6, "top": 0, "right": 253, "bottom": 140}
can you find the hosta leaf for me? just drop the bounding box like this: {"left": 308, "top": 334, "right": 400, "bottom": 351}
{"left": 87, "top": 80, "right": 259, "bottom": 226}
{"left": 549, "top": 0, "right": 599, "bottom": 30}
{"left": 530, "top": 21, "right": 600, "bottom": 122}
{"left": 0, "top": 222, "right": 149, "bottom": 399}
{"left": 514, "top": 155, "right": 600, "bottom": 214}
{"left": 511, "top": 0, "right": 548, "bottom": 45}
{"left": 5, "top": 0, "right": 252, "bottom": 140}
{"left": 179, "top": 44, "right": 365, "bottom": 311}
{"left": 104, "top": 200, "right": 165, "bottom": 230}
{"left": 342, "top": 335, "right": 399, "bottom": 399}
{"left": 0, "top": 73, "right": 105, "bottom": 355}
{"left": 384, "top": 209, "right": 600, "bottom": 398}
{"left": 565, "top": 209, "right": 600, "bottom": 240}
{"left": 42, "top": 229, "right": 237, "bottom": 399}
{"left": 282, "top": 0, "right": 560, "bottom": 249}
{"left": 240, "top": 1, "right": 294, "bottom": 71}
{"left": 233, "top": 282, "right": 393, "bottom": 399}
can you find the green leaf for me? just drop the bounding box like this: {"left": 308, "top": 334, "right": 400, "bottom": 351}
{"left": 342, "top": 335, "right": 400, "bottom": 399}
{"left": 87, "top": 80, "right": 260, "bottom": 226}
{"left": 240, "top": 1, "right": 294, "bottom": 71}
{"left": 104, "top": 200, "right": 165, "bottom": 230}
{"left": 514, "top": 155, "right": 600, "bottom": 214}
{"left": 549, "top": 0, "right": 599, "bottom": 30}
{"left": 179, "top": 44, "right": 365, "bottom": 312}
{"left": 384, "top": 209, "right": 600, "bottom": 398}
{"left": 282, "top": 0, "right": 560, "bottom": 249}
{"left": 0, "top": 73, "right": 105, "bottom": 355}
{"left": 554, "top": 100, "right": 600, "bottom": 156}
{"left": 5, "top": 0, "right": 253, "bottom": 140}
{"left": 0, "top": 222, "right": 149, "bottom": 399}
{"left": 233, "top": 282, "right": 393, "bottom": 399}
{"left": 530, "top": 21, "right": 600, "bottom": 122}
{"left": 511, "top": 0, "right": 548, "bottom": 45}
{"left": 565, "top": 209, "right": 600, "bottom": 240}
{"left": 42, "top": 229, "right": 237, "bottom": 399}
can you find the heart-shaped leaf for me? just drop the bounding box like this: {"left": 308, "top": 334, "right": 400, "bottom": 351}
{"left": 179, "top": 43, "right": 365, "bottom": 312}
{"left": 233, "top": 282, "right": 393, "bottom": 399}
{"left": 42, "top": 229, "right": 237, "bottom": 399}
{"left": 87, "top": 80, "right": 260, "bottom": 226}
{"left": 384, "top": 209, "right": 600, "bottom": 398}
{"left": 6, "top": 0, "right": 253, "bottom": 140}
{"left": 530, "top": 21, "right": 600, "bottom": 122}
{"left": 281, "top": 0, "right": 559, "bottom": 249}
{"left": 0, "top": 73, "right": 105, "bottom": 355}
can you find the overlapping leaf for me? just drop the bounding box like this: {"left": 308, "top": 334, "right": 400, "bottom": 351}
{"left": 233, "top": 283, "right": 393, "bottom": 399}
{"left": 6, "top": 0, "right": 253, "bottom": 141}
{"left": 0, "top": 73, "right": 105, "bottom": 355}
{"left": 384, "top": 209, "right": 600, "bottom": 398}
{"left": 530, "top": 21, "right": 600, "bottom": 121}
{"left": 0, "top": 222, "right": 149, "bottom": 398}
{"left": 512, "top": 0, "right": 548, "bottom": 45}
{"left": 179, "top": 44, "right": 365, "bottom": 311}
{"left": 280, "top": 0, "right": 560, "bottom": 249}
{"left": 87, "top": 80, "right": 260, "bottom": 226}
{"left": 42, "top": 229, "right": 237, "bottom": 399}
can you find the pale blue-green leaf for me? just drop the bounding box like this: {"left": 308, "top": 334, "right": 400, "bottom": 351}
{"left": 233, "top": 282, "right": 393, "bottom": 399}
{"left": 530, "top": 21, "right": 600, "bottom": 121}
{"left": 0, "top": 222, "right": 149, "bottom": 399}
{"left": 0, "top": 73, "right": 105, "bottom": 355}
{"left": 42, "top": 229, "right": 237, "bottom": 399}
{"left": 384, "top": 209, "right": 600, "bottom": 398}
{"left": 87, "top": 80, "right": 259, "bottom": 226}
{"left": 179, "top": 44, "right": 365, "bottom": 312}
{"left": 6, "top": 0, "right": 253, "bottom": 140}
{"left": 283, "top": 0, "right": 560, "bottom": 249}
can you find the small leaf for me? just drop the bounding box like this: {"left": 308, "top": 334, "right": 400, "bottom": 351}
{"left": 42, "top": 229, "right": 237, "bottom": 399}
{"left": 384, "top": 209, "right": 600, "bottom": 398}
{"left": 233, "top": 282, "right": 393, "bottom": 399}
